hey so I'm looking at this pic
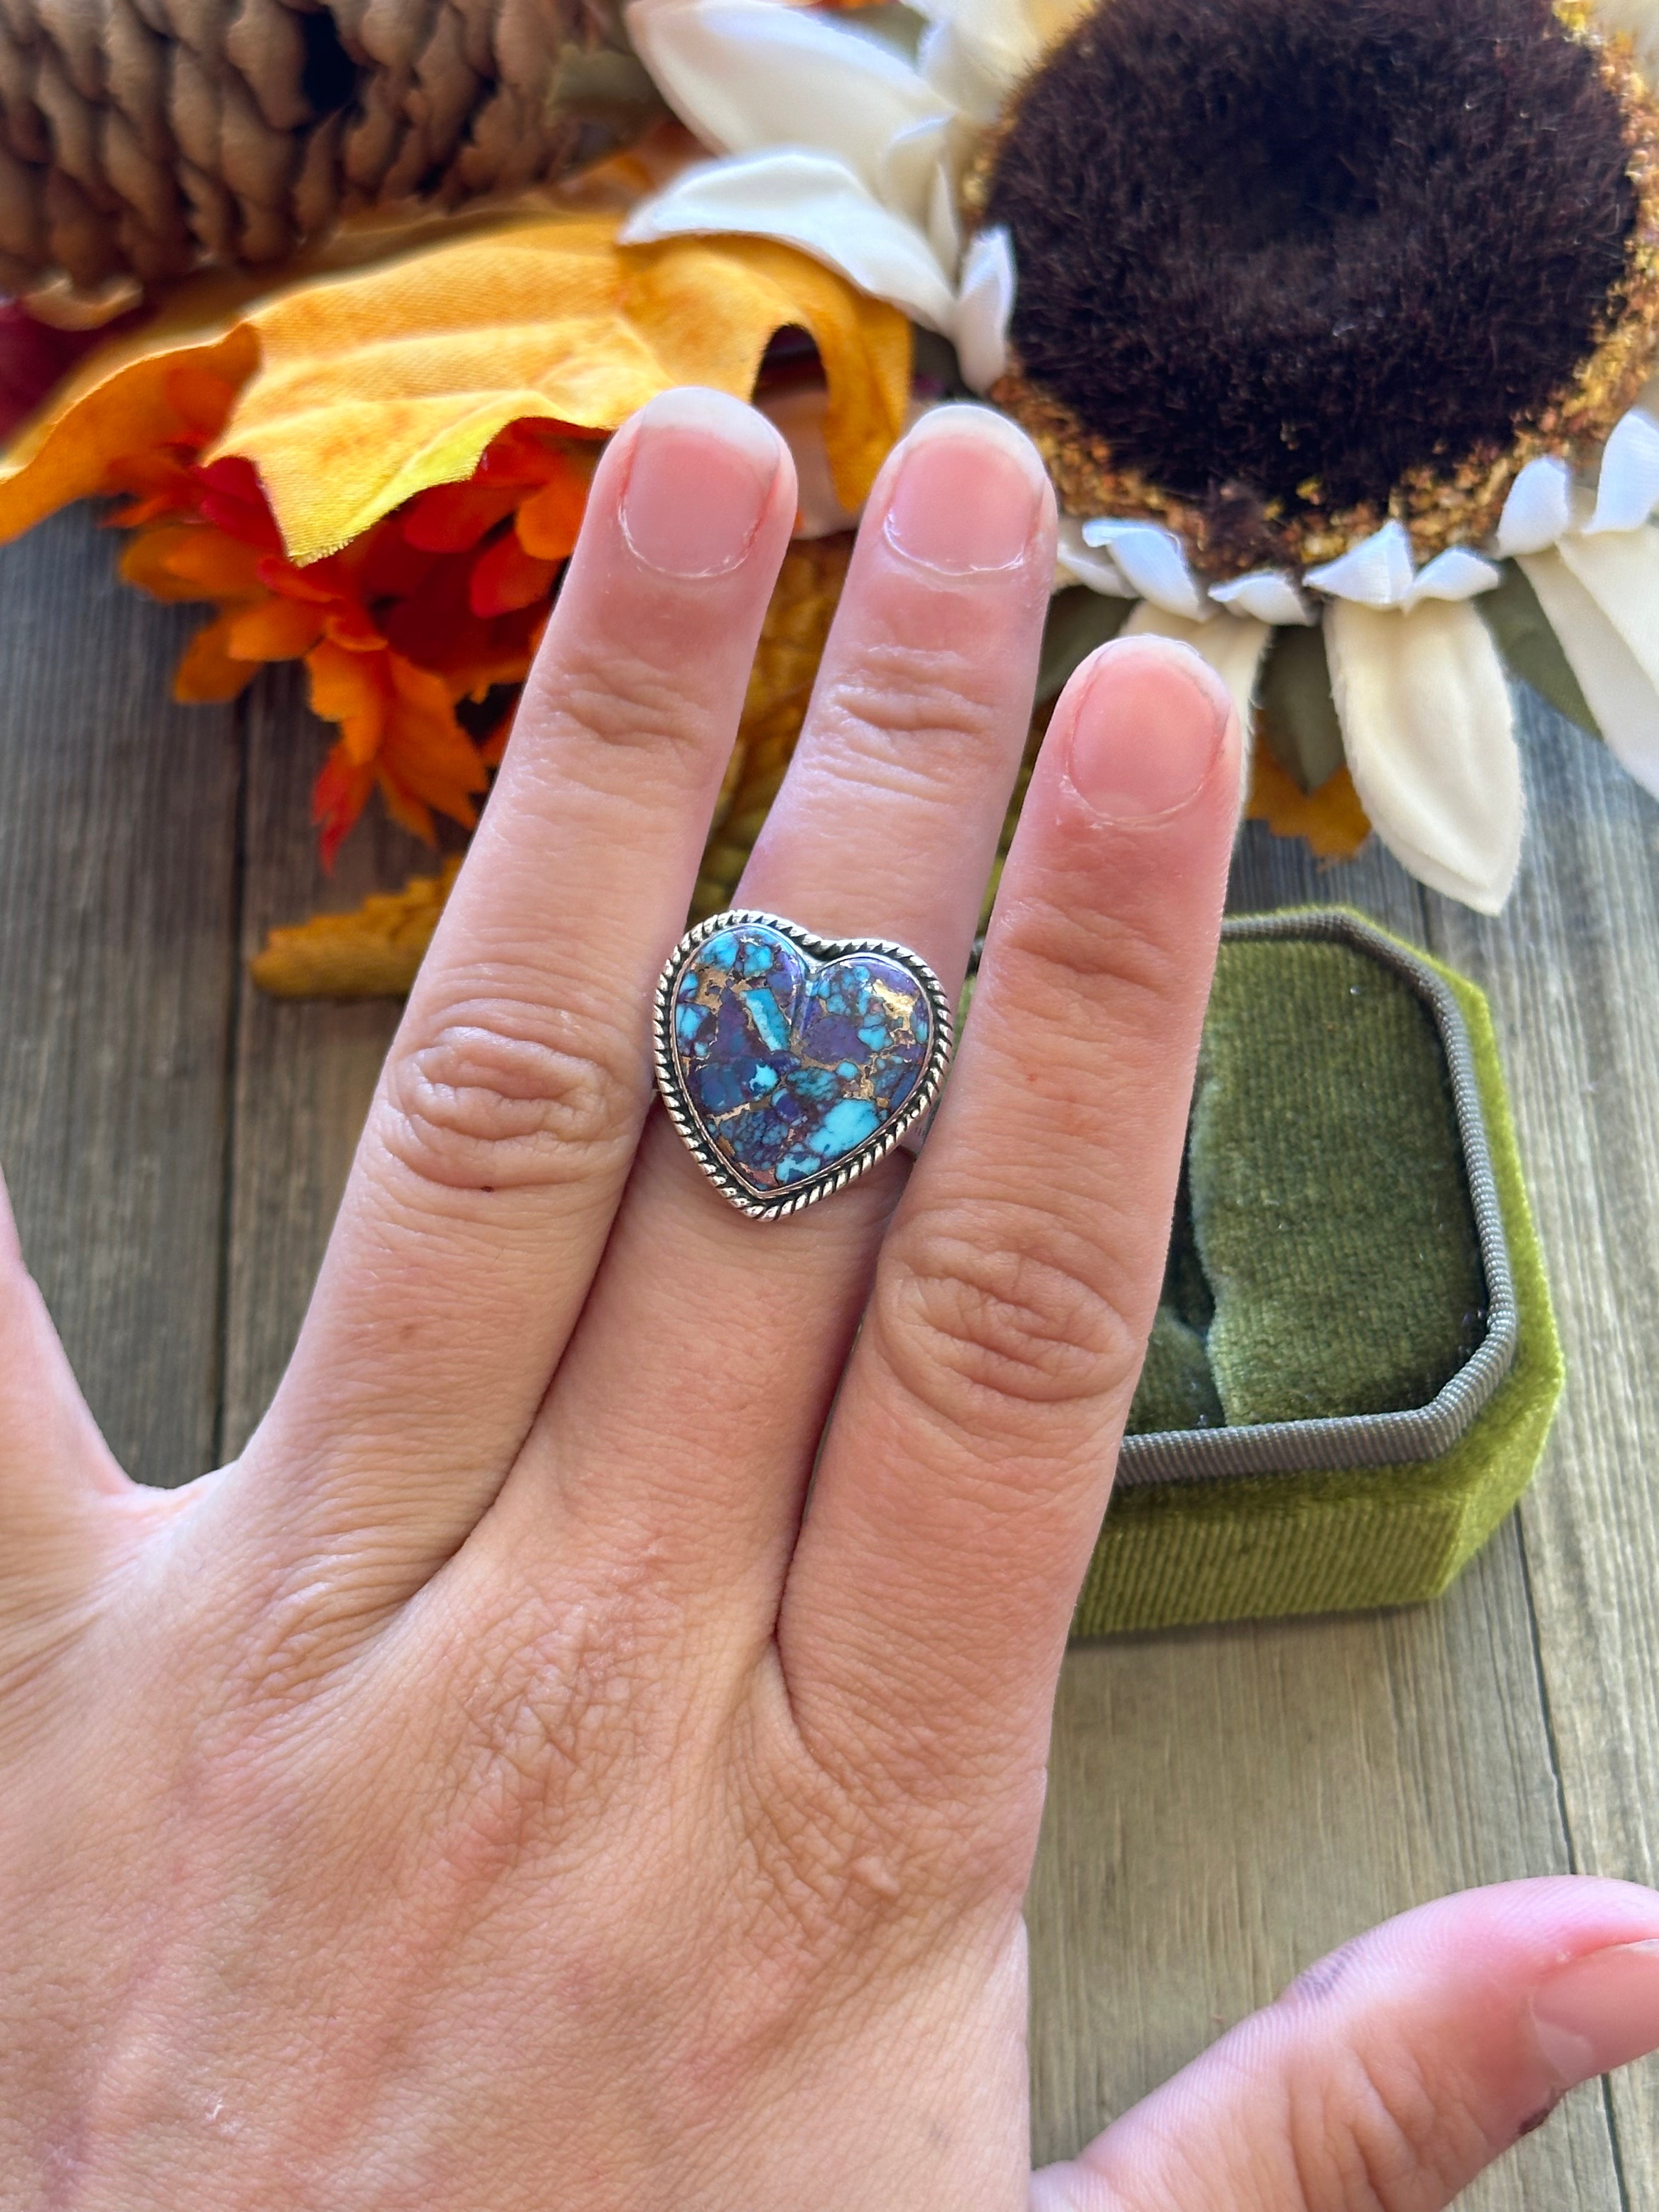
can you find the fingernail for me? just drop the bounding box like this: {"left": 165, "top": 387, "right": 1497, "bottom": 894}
{"left": 1066, "top": 636, "right": 1233, "bottom": 823}
{"left": 619, "top": 387, "right": 783, "bottom": 578}
{"left": 883, "top": 405, "right": 1047, "bottom": 574}
{"left": 1532, "top": 1942, "right": 1659, "bottom": 2084}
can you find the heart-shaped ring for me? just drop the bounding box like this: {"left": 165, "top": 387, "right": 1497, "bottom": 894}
{"left": 653, "top": 910, "right": 955, "bottom": 1219}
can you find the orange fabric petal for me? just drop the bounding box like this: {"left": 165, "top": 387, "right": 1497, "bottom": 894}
{"left": 321, "top": 599, "right": 391, "bottom": 652}
{"left": 312, "top": 740, "right": 379, "bottom": 867}
{"left": 224, "top": 594, "right": 326, "bottom": 662}
{"left": 375, "top": 769, "right": 438, "bottom": 847}
{"left": 358, "top": 517, "right": 438, "bottom": 599}
{"left": 307, "top": 639, "right": 390, "bottom": 766}
{"left": 1245, "top": 750, "right": 1373, "bottom": 860}
{"left": 469, "top": 530, "right": 558, "bottom": 617}
{"left": 478, "top": 713, "right": 514, "bottom": 766}
{"left": 120, "top": 521, "right": 265, "bottom": 603}
{"left": 514, "top": 462, "right": 589, "bottom": 560}
{"left": 402, "top": 479, "right": 523, "bottom": 551}
{"left": 173, "top": 613, "right": 262, "bottom": 703}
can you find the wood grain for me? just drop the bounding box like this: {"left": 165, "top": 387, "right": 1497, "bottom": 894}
{"left": 0, "top": 506, "right": 241, "bottom": 1487}
{"left": 1427, "top": 693, "right": 1659, "bottom": 2208}
{"left": 218, "top": 659, "right": 433, "bottom": 1459}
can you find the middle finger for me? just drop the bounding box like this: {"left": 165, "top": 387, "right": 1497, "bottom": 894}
{"left": 525, "top": 407, "right": 1057, "bottom": 1615}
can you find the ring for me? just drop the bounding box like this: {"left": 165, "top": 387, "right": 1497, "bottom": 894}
{"left": 653, "top": 910, "right": 955, "bottom": 1220}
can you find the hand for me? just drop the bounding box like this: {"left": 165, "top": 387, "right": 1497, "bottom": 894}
{"left": 4, "top": 390, "right": 1658, "bottom": 2212}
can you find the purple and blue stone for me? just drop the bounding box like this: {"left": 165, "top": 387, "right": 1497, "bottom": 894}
{"left": 663, "top": 920, "right": 943, "bottom": 1206}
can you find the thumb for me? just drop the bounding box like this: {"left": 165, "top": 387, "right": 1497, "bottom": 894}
{"left": 1031, "top": 1877, "right": 1659, "bottom": 2212}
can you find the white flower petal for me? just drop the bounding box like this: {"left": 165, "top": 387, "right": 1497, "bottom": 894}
{"left": 1210, "top": 569, "right": 1315, "bottom": 625}
{"left": 1556, "top": 524, "right": 1659, "bottom": 679}
{"left": 954, "top": 225, "right": 1014, "bottom": 393}
{"left": 624, "top": 0, "right": 950, "bottom": 196}
{"left": 1495, "top": 455, "right": 1575, "bottom": 557}
{"left": 913, "top": 0, "right": 1047, "bottom": 115}
{"left": 619, "top": 151, "right": 957, "bottom": 329}
{"left": 1551, "top": 524, "right": 1659, "bottom": 795}
{"left": 877, "top": 113, "right": 953, "bottom": 238}
{"left": 1326, "top": 597, "right": 1523, "bottom": 914}
{"left": 911, "top": 0, "right": 1091, "bottom": 89}
{"left": 1305, "top": 520, "right": 1415, "bottom": 607}
{"left": 1125, "top": 601, "right": 1270, "bottom": 803}
{"left": 1520, "top": 545, "right": 1659, "bottom": 799}
{"left": 1054, "top": 516, "right": 1133, "bottom": 596}
{"left": 1406, "top": 546, "right": 1504, "bottom": 605}
{"left": 926, "top": 156, "right": 962, "bottom": 272}
{"left": 1080, "top": 519, "right": 1207, "bottom": 618}
{"left": 1587, "top": 405, "right": 1659, "bottom": 534}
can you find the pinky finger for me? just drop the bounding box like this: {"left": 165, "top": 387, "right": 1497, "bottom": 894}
{"left": 1033, "top": 1877, "right": 1659, "bottom": 2212}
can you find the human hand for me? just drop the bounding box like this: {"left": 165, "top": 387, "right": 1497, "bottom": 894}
{"left": 4, "top": 391, "right": 1659, "bottom": 2211}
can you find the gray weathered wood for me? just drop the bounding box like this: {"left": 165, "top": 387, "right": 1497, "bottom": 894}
{"left": 1429, "top": 694, "right": 1659, "bottom": 2208}
{"left": 0, "top": 505, "right": 240, "bottom": 1486}
{"left": 218, "top": 659, "right": 428, "bottom": 1459}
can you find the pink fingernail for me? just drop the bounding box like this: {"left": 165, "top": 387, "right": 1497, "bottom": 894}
{"left": 619, "top": 387, "right": 783, "bottom": 578}
{"left": 1532, "top": 1942, "right": 1659, "bottom": 2083}
{"left": 1066, "top": 637, "right": 1232, "bottom": 823}
{"left": 883, "top": 405, "right": 1047, "bottom": 574}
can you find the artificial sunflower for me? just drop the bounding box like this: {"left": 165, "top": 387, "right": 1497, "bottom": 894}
{"left": 0, "top": 0, "right": 1655, "bottom": 994}
{"left": 626, "top": 0, "right": 1659, "bottom": 912}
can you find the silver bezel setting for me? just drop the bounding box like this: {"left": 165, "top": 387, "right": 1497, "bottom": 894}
{"left": 653, "top": 909, "right": 955, "bottom": 1221}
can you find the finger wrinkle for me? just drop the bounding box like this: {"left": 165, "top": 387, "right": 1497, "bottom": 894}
{"left": 519, "top": 649, "right": 740, "bottom": 769}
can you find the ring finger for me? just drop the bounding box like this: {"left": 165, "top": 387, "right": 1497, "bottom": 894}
{"left": 516, "top": 407, "right": 1058, "bottom": 1616}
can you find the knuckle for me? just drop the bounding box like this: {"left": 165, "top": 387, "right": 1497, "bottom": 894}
{"left": 535, "top": 637, "right": 721, "bottom": 768}
{"left": 1288, "top": 2041, "right": 1498, "bottom": 2212}
{"left": 994, "top": 888, "right": 1188, "bottom": 1031}
{"left": 812, "top": 638, "right": 1005, "bottom": 784}
{"left": 873, "top": 1202, "right": 1144, "bottom": 1432}
{"left": 377, "top": 1000, "right": 641, "bottom": 1194}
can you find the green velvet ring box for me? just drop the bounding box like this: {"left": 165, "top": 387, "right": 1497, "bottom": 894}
{"left": 1072, "top": 908, "right": 1564, "bottom": 1639}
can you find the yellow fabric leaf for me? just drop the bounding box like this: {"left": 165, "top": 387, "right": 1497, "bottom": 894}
{"left": 0, "top": 204, "right": 567, "bottom": 538}
{"left": 2, "top": 211, "right": 909, "bottom": 571}
{"left": 251, "top": 859, "right": 464, "bottom": 1000}
{"left": 225, "top": 217, "right": 910, "bottom": 562}
{"left": 620, "top": 236, "right": 910, "bottom": 514}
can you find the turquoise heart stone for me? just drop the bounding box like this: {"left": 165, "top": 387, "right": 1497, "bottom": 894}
{"left": 671, "top": 924, "right": 933, "bottom": 1198}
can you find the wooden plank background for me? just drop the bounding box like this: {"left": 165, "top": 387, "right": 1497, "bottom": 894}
{"left": 4, "top": 505, "right": 1657, "bottom": 2205}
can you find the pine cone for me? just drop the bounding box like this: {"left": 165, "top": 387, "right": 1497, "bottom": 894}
{"left": 0, "top": 0, "right": 663, "bottom": 303}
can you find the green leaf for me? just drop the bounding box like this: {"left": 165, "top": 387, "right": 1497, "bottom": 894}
{"left": 1475, "top": 561, "right": 1602, "bottom": 741}
{"left": 1035, "top": 585, "right": 1133, "bottom": 705}
{"left": 1257, "top": 621, "right": 1346, "bottom": 793}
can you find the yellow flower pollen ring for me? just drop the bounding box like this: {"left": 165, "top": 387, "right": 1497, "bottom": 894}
{"left": 653, "top": 910, "right": 955, "bottom": 1221}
